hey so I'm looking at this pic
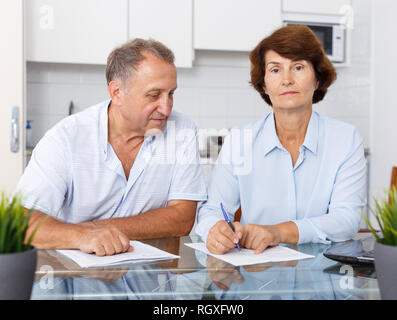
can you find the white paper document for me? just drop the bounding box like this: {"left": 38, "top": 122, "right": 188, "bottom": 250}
{"left": 185, "top": 242, "right": 314, "bottom": 266}
{"left": 57, "top": 241, "right": 179, "bottom": 268}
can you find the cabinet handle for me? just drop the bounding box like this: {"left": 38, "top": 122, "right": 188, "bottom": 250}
{"left": 10, "top": 106, "right": 19, "bottom": 153}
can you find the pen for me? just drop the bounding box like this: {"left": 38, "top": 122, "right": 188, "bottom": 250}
{"left": 220, "top": 202, "right": 241, "bottom": 251}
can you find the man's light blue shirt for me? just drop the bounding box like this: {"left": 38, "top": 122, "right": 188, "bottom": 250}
{"left": 16, "top": 100, "right": 207, "bottom": 223}
{"left": 195, "top": 111, "right": 367, "bottom": 244}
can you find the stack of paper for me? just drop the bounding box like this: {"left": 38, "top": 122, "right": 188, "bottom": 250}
{"left": 185, "top": 242, "right": 314, "bottom": 266}
{"left": 57, "top": 240, "right": 179, "bottom": 268}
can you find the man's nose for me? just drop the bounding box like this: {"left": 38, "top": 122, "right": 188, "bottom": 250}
{"left": 157, "top": 96, "right": 173, "bottom": 117}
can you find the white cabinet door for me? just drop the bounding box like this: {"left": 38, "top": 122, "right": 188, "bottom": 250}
{"left": 0, "top": 0, "right": 24, "bottom": 194}
{"left": 26, "top": 0, "right": 128, "bottom": 65}
{"left": 282, "top": 0, "right": 352, "bottom": 15}
{"left": 129, "top": 0, "right": 193, "bottom": 68}
{"left": 194, "top": 0, "right": 282, "bottom": 52}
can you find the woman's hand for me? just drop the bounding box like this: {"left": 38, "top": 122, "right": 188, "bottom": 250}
{"left": 206, "top": 221, "right": 244, "bottom": 254}
{"left": 206, "top": 256, "right": 244, "bottom": 291}
{"left": 240, "top": 224, "right": 282, "bottom": 254}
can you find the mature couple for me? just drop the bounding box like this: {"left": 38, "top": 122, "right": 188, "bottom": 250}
{"left": 17, "top": 25, "right": 366, "bottom": 256}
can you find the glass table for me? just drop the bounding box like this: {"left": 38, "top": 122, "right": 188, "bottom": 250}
{"left": 31, "top": 235, "right": 380, "bottom": 300}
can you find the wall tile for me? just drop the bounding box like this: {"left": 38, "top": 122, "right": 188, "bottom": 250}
{"left": 27, "top": 83, "right": 50, "bottom": 107}
{"left": 173, "top": 88, "right": 199, "bottom": 117}
{"left": 227, "top": 117, "right": 255, "bottom": 129}
{"left": 76, "top": 84, "right": 109, "bottom": 111}
{"left": 47, "top": 83, "right": 82, "bottom": 116}
{"left": 47, "top": 63, "right": 82, "bottom": 84}
{"left": 334, "top": 65, "right": 371, "bottom": 89}
{"left": 80, "top": 65, "right": 107, "bottom": 85}
{"left": 27, "top": 103, "right": 49, "bottom": 117}
{"left": 26, "top": 62, "right": 49, "bottom": 83}
{"left": 199, "top": 116, "right": 228, "bottom": 130}
{"left": 196, "top": 88, "right": 228, "bottom": 117}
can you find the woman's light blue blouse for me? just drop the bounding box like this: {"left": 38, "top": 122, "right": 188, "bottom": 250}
{"left": 195, "top": 111, "right": 367, "bottom": 245}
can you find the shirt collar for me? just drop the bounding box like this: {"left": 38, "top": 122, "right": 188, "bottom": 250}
{"left": 263, "top": 110, "right": 319, "bottom": 156}
{"left": 302, "top": 111, "right": 319, "bottom": 155}
{"left": 263, "top": 112, "right": 283, "bottom": 156}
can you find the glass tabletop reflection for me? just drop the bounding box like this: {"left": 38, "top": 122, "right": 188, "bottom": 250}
{"left": 32, "top": 235, "right": 380, "bottom": 300}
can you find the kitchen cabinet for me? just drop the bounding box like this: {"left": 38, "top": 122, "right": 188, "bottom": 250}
{"left": 0, "top": 0, "right": 24, "bottom": 193}
{"left": 194, "top": 0, "right": 282, "bottom": 52}
{"left": 128, "top": 0, "right": 193, "bottom": 68}
{"left": 25, "top": 0, "right": 128, "bottom": 64}
{"left": 282, "top": 0, "right": 352, "bottom": 15}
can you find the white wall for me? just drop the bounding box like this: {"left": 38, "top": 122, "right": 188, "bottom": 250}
{"left": 26, "top": 0, "right": 372, "bottom": 150}
{"left": 369, "top": 0, "right": 397, "bottom": 204}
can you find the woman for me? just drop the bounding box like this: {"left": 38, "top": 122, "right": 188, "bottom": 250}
{"left": 195, "top": 25, "right": 367, "bottom": 255}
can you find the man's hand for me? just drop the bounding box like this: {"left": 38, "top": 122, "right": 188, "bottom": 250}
{"left": 240, "top": 224, "right": 281, "bottom": 254}
{"left": 76, "top": 224, "right": 133, "bottom": 256}
{"left": 206, "top": 221, "right": 244, "bottom": 254}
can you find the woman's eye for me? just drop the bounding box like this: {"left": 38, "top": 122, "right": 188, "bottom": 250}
{"left": 271, "top": 68, "right": 279, "bottom": 73}
{"left": 295, "top": 65, "right": 303, "bottom": 71}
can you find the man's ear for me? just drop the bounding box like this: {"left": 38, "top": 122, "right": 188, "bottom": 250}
{"left": 108, "top": 80, "right": 123, "bottom": 104}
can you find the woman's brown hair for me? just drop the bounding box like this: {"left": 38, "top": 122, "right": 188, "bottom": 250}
{"left": 249, "top": 25, "right": 337, "bottom": 106}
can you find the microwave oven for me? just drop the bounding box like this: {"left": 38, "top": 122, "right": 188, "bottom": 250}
{"left": 283, "top": 18, "right": 346, "bottom": 63}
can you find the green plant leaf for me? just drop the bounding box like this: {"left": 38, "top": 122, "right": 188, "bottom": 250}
{"left": 362, "top": 215, "right": 381, "bottom": 242}
{"left": 0, "top": 192, "right": 43, "bottom": 254}
{"left": 366, "top": 188, "right": 397, "bottom": 245}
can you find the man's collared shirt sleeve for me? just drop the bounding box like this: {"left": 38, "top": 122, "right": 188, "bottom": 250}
{"left": 15, "top": 129, "right": 71, "bottom": 217}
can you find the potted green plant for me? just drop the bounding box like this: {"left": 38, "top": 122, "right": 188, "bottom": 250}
{"left": 363, "top": 187, "right": 397, "bottom": 300}
{"left": 0, "top": 193, "right": 44, "bottom": 300}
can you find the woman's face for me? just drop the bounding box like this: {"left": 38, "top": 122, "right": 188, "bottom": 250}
{"left": 263, "top": 50, "right": 318, "bottom": 111}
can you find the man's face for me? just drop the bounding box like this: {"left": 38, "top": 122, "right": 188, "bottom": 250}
{"left": 117, "top": 52, "right": 177, "bottom": 135}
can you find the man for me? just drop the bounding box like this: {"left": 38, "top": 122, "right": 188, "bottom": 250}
{"left": 16, "top": 39, "right": 207, "bottom": 256}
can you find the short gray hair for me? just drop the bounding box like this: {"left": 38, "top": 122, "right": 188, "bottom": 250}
{"left": 106, "top": 38, "right": 175, "bottom": 86}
